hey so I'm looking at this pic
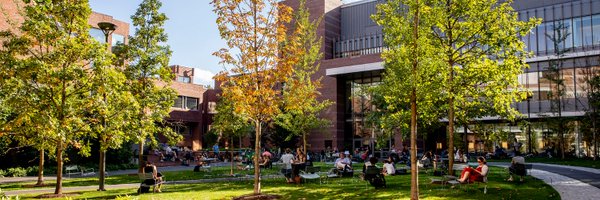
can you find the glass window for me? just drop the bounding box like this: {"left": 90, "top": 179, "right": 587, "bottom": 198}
{"left": 529, "top": 29, "right": 537, "bottom": 53}
{"left": 537, "top": 23, "right": 547, "bottom": 53}
{"left": 573, "top": 17, "right": 583, "bottom": 47}
{"left": 178, "top": 76, "right": 190, "bottom": 83}
{"left": 112, "top": 34, "right": 125, "bottom": 46}
{"left": 89, "top": 28, "right": 105, "bottom": 43}
{"left": 582, "top": 15, "right": 593, "bottom": 47}
{"left": 186, "top": 97, "right": 198, "bottom": 110}
{"left": 593, "top": 14, "right": 600, "bottom": 46}
{"left": 562, "top": 19, "right": 573, "bottom": 50}
{"left": 173, "top": 96, "right": 183, "bottom": 108}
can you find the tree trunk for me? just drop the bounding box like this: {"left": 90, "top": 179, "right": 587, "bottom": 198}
{"left": 410, "top": 88, "right": 419, "bottom": 200}
{"left": 98, "top": 150, "right": 106, "bottom": 191}
{"left": 35, "top": 149, "right": 44, "bottom": 186}
{"left": 54, "top": 140, "right": 63, "bottom": 195}
{"left": 594, "top": 116, "right": 597, "bottom": 160}
{"left": 447, "top": 68, "right": 455, "bottom": 175}
{"left": 231, "top": 137, "right": 234, "bottom": 176}
{"left": 410, "top": 1, "right": 419, "bottom": 198}
{"left": 138, "top": 139, "right": 144, "bottom": 173}
{"left": 303, "top": 132, "right": 307, "bottom": 158}
{"left": 253, "top": 120, "right": 261, "bottom": 194}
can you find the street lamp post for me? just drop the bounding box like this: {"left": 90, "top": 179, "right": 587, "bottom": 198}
{"left": 96, "top": 22, "right": 116, "bottom": 191}
{"left": 527, "top": 94, "right": 533, "bottom": 154}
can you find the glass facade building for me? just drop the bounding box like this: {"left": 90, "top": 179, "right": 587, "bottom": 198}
{"left": 316, "top": 0, "right": 600, "bottom": 157}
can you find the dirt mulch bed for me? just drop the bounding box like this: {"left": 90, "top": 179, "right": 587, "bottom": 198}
{"left": 232, "top": 193, "right": 281, "bottom": 200}
{"left": 36, "top": 192, "right": 80, "bottom": 199}
{"left": 23, "top": 183, "right": 55, "bottom": 188}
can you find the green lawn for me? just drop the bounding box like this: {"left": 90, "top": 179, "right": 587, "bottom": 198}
{"left": 8, "top": 164, "right": 559, "bottom": 200}
{"left": 0, "top": 164, "right": 283, "bottom": 191}
{"left": 488, "top": 157, "right": 600, "bottom": 169}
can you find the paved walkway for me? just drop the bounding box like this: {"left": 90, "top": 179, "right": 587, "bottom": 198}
{"left": 489, "top": 162, "right": 600, "bottom": 200}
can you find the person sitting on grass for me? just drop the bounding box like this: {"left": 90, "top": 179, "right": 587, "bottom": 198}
{"left": 382, "top": 159, "right": 396, "bottom": 176}
{"left": 457, "top": 156, "right": 488, "bottom": 184}
{"left": 508, "top": 155, "right": 526, "bottom": 182}
{"left": 143, "top": 162, "right": 163, "bottom": 192}
{"left": 362, "top": 156, "right": 378, "bottom": 173}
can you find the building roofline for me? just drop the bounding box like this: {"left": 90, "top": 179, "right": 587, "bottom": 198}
{"left": 341, "top": 0, "right": 378, "bottom": 8}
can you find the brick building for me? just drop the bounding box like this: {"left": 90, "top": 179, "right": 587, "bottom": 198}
{"left": 0, "top": 1, "right": 213, "bottom": 151}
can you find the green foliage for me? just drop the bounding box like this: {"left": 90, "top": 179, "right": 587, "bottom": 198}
{"left": 117, "top": 0, "right": 179, "bottom": 156}
{"left": 211, "top": 97, "right": 252, "bottom": 143}
{"left": 276, "top": 0, "right": 332, "bottom": 149}
{"left": 5, "top": 167, "right": 27, "bottom": 177}
{"left": 0, "top": 169, "right": 5, "bottom": 178}
{"left": 0, "top": 0, "right": 117, "bottom": 194}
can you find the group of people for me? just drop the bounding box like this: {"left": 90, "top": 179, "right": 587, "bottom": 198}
{"left": 280, "top": 148, "right": 309, "bottom": 183}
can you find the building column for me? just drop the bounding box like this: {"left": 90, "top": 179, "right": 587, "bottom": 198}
{"left": 192, "top": 124, "right": 202, "bottom": 151}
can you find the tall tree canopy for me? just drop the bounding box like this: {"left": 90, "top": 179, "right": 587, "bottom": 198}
{"left": 212, "top": 0, "right": 293, "bottom": 195}
{"left": 277, "top": 0, "right": 332, "bottom": 155}
{"left": 429, "top": 0, "right": 539, "bottom": 174}
{"left": 117, "top": 0, "right": 179, "bottom": 171}
{"left": 373, "top": 0, "right": 444, "bottom": 198}
{"left": 0, "top": 0, "right": 113, "bottom": 195}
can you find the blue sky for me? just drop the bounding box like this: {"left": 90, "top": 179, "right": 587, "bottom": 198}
{"left": 89, "top": 0, "right": 361, "bottom": 86}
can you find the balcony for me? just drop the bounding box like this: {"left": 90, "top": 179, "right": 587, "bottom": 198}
{"left": 333, "top": 33, "right": 386, "bottom": 58}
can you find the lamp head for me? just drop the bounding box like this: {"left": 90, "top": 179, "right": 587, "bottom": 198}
{"left": 97, "top": 22, "right": 117, "bottom": 36}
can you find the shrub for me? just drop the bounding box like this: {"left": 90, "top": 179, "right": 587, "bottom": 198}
{"left": 6, "top": 167, "right": 27, "bottom": 177}
{"left": 0, "top": 169, "right": 5, "bottom": 178}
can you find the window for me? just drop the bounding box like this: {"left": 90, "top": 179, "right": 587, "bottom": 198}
{"left": 112, "top": 34, "right": 125, "bottom": 46}
{"left": 89, "top": 28, "right": 105, "bottom": 43}
{"left": 593, "top": 14, "right": 600, "bottom": 46}
{"left": 537, "top": 23, "right": 547, "bottom": 53}
{"left": 178, "top": 76, "right": 191, "bottom": 83}
{"left": 172, "top": 96, "right": 198, "bottom": 110}
{"left": 186, "top": 97, "right": 198, "bottom": 110}
{"left": 207, "top": 102, "right": 217, "bottom": 113}
{"left": 174, "top": 96, "right": 184, "bottom": 108}
{"left": 582, "top": 15, "right": 593, "bottom": 47}
{"left": 573, "top": 17, "right": 583, "bottom": 47}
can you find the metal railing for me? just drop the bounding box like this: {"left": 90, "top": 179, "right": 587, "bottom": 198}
{"left": 333, "top": 33, "right": 386, "bottom": 58}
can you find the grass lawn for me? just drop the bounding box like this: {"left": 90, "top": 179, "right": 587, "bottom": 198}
{"left": 488, "top": 157, "right": 600, "bottom": 169}
{"left": 9, "top": 164, "right": 559, "bottom": 200}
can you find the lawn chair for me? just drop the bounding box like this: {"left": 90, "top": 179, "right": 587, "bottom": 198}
{"left": 363, "top": 166, "right": 386, "bottom": 188}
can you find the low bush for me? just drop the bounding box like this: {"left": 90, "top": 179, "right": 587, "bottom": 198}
{"left": 0, "top": 169, "right": 5, "bottom": 178}
{"left": 6, "top": 167, "right": 27, "bottom": 177}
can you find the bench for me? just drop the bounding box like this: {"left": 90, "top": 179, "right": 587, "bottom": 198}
{"left": 64, "top": 165, "right": 96, "bottom": 178}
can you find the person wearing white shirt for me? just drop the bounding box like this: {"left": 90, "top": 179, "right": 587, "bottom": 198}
{"left": 335, "top": 153, "right": 352, "bottom": 171}
{"left": 383, "top": 160, "right": 396, "bottom": 176}
{"left": 280, "top": 148, "right": 295, "bottom": 183}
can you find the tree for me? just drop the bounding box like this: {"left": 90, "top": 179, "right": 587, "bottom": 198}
{"left": 212, "top": 0, "right": 292, "bottom": 195}
{"left": 118, "top": 0, "right": 179, "bottom": 171}
{"left": 544, "top": 21, "right": 571, "bottom": 159}
{"left": 277, "top": 0, "right": 332, "bottom": 155}
{"left": 580, "top": 63, "right": 600, "bottom": 160}
{"left": 429, "top": 0, "right": 539, "bottom": 174}
{"left": 87, "top": 47, "right": 137, "bottom": 190}
{"left": 373, "top": 0, "right": 444, "bottom": 199}
{"left": 0, "top": 0, "right": 111, "bottom": 195}
{"left": 211, "top": 96, "right": 252, "bottom": 176}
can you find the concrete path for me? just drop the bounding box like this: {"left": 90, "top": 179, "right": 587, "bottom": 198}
{"left": 489, "top": 162, "right": 600, "bottom": 200}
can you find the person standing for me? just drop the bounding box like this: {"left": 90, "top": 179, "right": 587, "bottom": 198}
{"left": 280, "top": 148, "right": 295, "bottom": 183}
